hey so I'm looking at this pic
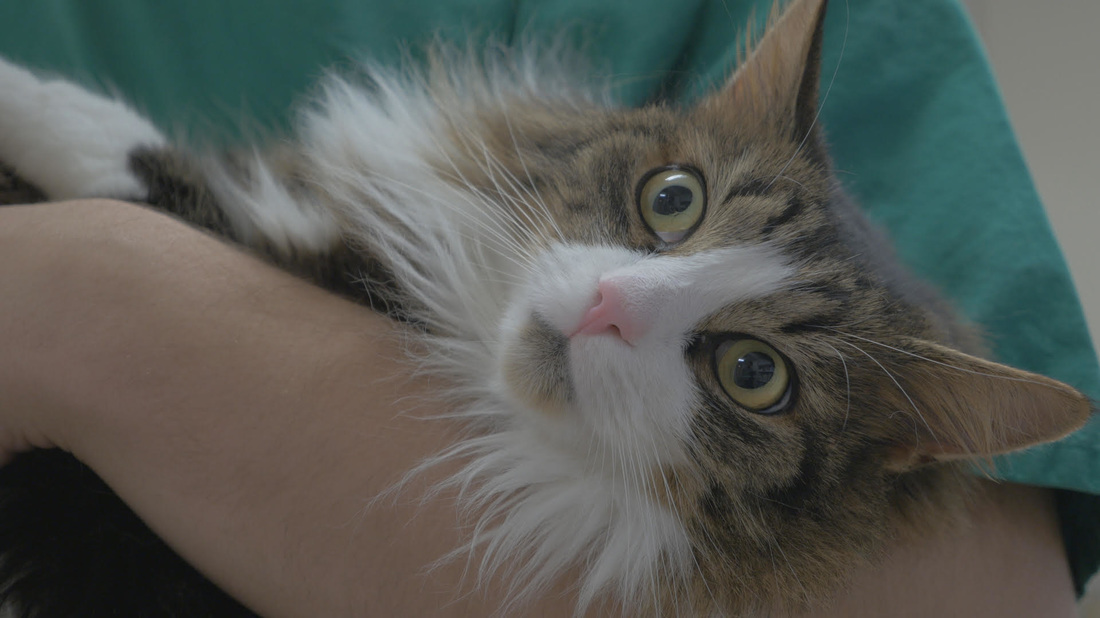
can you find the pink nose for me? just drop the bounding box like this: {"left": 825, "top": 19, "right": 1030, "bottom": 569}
{"left": 571, "top": 277, "right": 645, "bottom": 345}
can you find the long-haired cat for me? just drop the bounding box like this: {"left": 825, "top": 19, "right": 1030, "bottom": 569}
{"left": 0, "top": 0, "right": 1091, "bottom": 615}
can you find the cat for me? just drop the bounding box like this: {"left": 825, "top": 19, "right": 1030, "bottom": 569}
{"left": 0, "top": 0, "right": 1092, "bottom": 615}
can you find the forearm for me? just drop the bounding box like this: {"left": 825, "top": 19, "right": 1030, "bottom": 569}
{"left": 0, "top": 200, "right": 578, "bottom": 617}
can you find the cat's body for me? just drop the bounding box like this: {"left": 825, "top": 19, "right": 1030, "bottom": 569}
{"left": 0, "top": 0, "right": 1091, "bottom": 616}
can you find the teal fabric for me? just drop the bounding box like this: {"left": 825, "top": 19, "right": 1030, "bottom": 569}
{"left": 2, "top": 0, "right": 1097, "bottom": 592}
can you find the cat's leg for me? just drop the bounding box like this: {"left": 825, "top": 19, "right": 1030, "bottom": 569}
{"left": 0, "top": 57, "right": 281, "bottom": 239}
{"left": 0, "top": 56, "right": 317, "bottom": 253}
{"left": 0, "top": 162, "right": 46, "bottom": 205}
{"left": 0, "top": 56, "right": 386, "bottom": 303}
{"left": 125, "top": 145, "right": 389, "bottom": 304}
{"left": 0, "top": 57, "right": 165, "bottom": 201}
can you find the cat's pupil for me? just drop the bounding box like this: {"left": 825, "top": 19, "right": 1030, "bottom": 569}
{"left": 733, "top": 352, "right": 776, "bottom": 389}
{"left": 653, "top": 185, "right": 694, "bottom": 216}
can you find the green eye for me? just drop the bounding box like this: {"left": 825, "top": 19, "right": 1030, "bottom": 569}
{"left": 715, "top": 338, "right": 792, "bottom": 413}
{"left": 638, "top": 167, "right": 706, "bottom": 243}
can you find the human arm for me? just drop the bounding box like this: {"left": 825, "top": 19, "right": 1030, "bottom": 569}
{"left": 0, "top": 199, "right": 589, "bottom": 617}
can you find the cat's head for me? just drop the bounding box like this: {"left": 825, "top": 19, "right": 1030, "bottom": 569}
{"left": 316, "top": 0, "right": 1093, "bottom": 612}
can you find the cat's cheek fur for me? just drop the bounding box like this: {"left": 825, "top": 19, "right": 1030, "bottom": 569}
{"left": 497, "top": 316, "right": 574, "bottom": 414}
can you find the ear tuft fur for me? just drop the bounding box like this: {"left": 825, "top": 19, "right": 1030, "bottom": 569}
{"left": 698, "top": 0, "right": 829, "bottom": 143}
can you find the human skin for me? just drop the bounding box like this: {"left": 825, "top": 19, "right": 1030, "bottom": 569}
{"left": 0, "top": 200, "right": 1078, "bottom": 617}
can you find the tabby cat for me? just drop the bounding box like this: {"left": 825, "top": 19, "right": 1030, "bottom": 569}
{"left": 0, "top": 0, "right": 1091, "bottom": 615}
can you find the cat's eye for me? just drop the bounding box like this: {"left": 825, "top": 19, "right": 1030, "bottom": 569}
{"left": 637, "top": 167, "right": 706, "bottom": 244}
{"left": 715, "top": 338, "right": 792, "bottom": 414}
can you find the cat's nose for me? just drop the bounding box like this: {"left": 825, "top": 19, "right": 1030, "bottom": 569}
{"left": 570, "top": 277, "right": 646, "bottom": 345}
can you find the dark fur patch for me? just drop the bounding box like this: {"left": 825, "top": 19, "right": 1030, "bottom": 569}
{"left": 0, "top": 162, "right": 47, "bottom": 205}
{"left": 762, "top": 431, "right": 825, "bottom": 517}
{"left": 761, "top": 196, "right": 806, "bottom": 236}
{"left": 598, "top": 151, "right": 638, "bottom": 238}
{"left": 129, "top": 147, "right": 240, "bottom": 240}
{"left": 700, "top": 480, "right": 732, "bottom": 518}
{"left": 721, "top": 178, "right": 771, "bottom": 203}
{"left": 694, "top": 391, "right": 774, "bottom": 450}
{"left": 130, "top": 147, "right": 398, "bottom": 311}
{"left": 783, "top": 218, "right": 842, "bottom": 260}
{"left": 502, "top": 316, "right": 575, "bottom": 410}
{"left": 779, "top": 315, "right": 839, "bottom": 334}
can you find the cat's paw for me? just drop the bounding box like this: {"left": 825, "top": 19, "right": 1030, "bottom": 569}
{"left": 0, "top": 57, "right": 164, "bottom": 201}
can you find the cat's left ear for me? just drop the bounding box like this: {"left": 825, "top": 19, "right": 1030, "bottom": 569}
{"left": 880, "top": 337, "right": 1094, "bottom": 472}
{"left": 696, "top": 0, "right": 828, "bottom": 145}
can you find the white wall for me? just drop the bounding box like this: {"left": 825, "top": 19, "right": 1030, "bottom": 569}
{"left": 965, "top": 0, "right": 1100, "bottom": 343}
{"left": 966, "top": 2, "right": 1100, "bottom": 611}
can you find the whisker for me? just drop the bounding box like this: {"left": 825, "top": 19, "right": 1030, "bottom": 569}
{"left": 821, "top": 341, "right": 852, "bottom": 431}
{"left": 824, "top": 328, "right": 1074, "bottom": 391}
{"left": 833, "top": 338, "right": 935, "bottom": 442}
{"left": 771, "top": 537, "right": 810, "bottom": 607}
{"left": 493, "top": 105, "right": 566, "bottom": 243}
{"left": 664, "top": 470, "right": 719, "bottom": 614}
{"left": 440, "top": 129, "right": 553, "bottom": 265}
{"left": 413, "top": 120, "right": 545, "bottom": 261}
{"left": 471, "top": 142, "right": 556, "bottom": 245}
{"left": 365, "top": 168, "right": 539, "bottom": 275}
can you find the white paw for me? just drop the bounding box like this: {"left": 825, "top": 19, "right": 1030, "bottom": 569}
{"left": 0, "top": 57, "right": 165, "bottom": 200}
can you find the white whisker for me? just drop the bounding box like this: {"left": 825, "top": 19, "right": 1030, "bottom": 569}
{"left": 821, "top": 341, "right": 852, "bottom": 430}
{"left": 833, "top": 338, "right": 935, "bottom": 442}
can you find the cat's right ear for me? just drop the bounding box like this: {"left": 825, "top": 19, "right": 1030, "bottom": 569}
{"left": 695, "top": 0, "right": 828, "bottom": 147}
{"left": 877, "top": 337, "right": 1094, "bottom": 472}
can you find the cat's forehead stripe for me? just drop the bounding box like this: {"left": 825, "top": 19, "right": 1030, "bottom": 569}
{"left": 720, "top": 177, "right": 772, "bottom": 203}
{"left": 760, "top": 196, "right": 806, "bottom": 237}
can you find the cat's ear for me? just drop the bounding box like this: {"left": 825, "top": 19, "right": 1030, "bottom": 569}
{"left": 879, "top": 337, "right": 1094, "bottom": 472}
{"left": 696, "top": 0, "right": 828, "bottom": 143}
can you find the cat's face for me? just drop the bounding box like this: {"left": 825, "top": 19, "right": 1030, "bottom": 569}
{"left": 474, "top": 75, "right": 926, "bottom": 610}
{"left": 495, "top": 101, "right": 825, "bottom": 460}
